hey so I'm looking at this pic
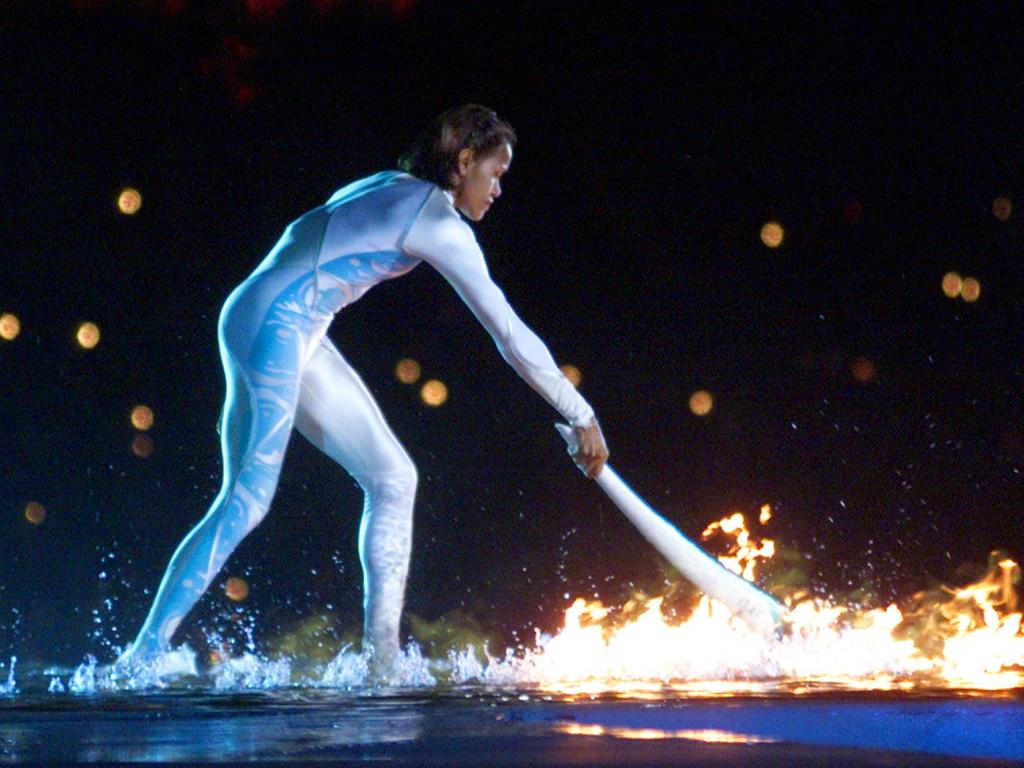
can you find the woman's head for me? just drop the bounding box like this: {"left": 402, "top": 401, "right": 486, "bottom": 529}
{"left": 399, "top": 104, "right": 516, "bottom": 220}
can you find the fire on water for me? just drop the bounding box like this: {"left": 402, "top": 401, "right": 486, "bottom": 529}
{"left": 497, "top": 508, "right": 1024, "bottom": 695}
{"left": 52, "top": 508, "right": 1023, "bottom": 696}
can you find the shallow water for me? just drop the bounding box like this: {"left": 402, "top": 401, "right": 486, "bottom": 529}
{"left": 2, "top": 659, "right": 1022, "bottom": 766}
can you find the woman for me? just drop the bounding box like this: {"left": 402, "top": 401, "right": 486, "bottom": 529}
{"left": 119, "top": 105, "right": 609, "bottom": 674}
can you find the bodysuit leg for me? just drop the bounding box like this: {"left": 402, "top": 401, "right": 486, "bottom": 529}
{"left": 123, "top": 267, "right": 328, "bottom": 660}
{"left": 294, "top": 337, "right": 417, "bottom": 667}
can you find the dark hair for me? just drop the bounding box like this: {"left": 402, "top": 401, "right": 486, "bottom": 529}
{"left": 398, "top": 104, "right": 516, "bottom": 189}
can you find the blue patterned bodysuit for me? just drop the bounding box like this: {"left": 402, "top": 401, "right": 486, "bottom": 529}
{"left": 123, "top": 171, "right": 595, "bottom": 666}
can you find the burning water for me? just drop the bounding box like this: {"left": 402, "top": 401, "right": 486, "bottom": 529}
{"left": 9, "top": 508, "right": 1024, "bottom": 696}
{"left": 479, "top": 507, "right": 1023, "bottom": 695}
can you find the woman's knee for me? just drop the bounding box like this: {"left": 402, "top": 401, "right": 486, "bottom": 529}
{"left": 396, "top": 455, "right": 418, "bottom": 492}
{"left": 360, "top": 458, "right": 418, "bottom": 505}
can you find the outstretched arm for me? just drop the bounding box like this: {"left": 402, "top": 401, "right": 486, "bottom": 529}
{"left": 403, "top": 188, "right": 608, "bottom": 476}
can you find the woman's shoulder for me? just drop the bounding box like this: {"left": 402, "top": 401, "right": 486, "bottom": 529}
{"left": 402, "top": 184, "right": 481, "bottom": 261}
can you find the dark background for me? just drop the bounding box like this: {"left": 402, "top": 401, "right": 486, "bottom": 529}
{"left": 1, "top": 1, "right": 1021, "bottom": 665}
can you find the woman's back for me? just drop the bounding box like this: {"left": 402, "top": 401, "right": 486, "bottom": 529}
{"left": 251, "top": 171, "right": 434, "bottom": 310}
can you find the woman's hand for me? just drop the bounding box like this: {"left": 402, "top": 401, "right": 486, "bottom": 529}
{"left": 573, "top": 420, "right": 609, "bottom": 479}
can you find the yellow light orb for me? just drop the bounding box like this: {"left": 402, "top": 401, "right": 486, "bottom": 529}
{"left": 131, "top": 433, "right": 154, "bottom": 458}
{"left": 992, "top": 197, "right": 1012, "bottom": 222}
{"left": 689, "top": 390, "right": 713, "bottom": 416}
{"left": 24, "top": 501, "right": 46, "bottom": 525}
{"left": 941, "top": 271, "right": 962, "bottom": 298}
{"left": 759, "top": 221, "right": 784, "bottom": 248}
{"left": 961, "top": 277, "right": 981, "bottom": 303}
{"left": 559, "top": 364, "right": 582, "bottom": 388}
{"left": 225, "top": 576, "right": 249, "bottom": 602}
{"left": 420, "top": 379, "right": 448, "bottom": 407}
{"left": 0, "top": 313, "right": 21, "bottom": 341}
{"left": 851, "top": 357, "right": 877, "bottom": 384}
{"left": 76, "top": 322, "right": 100, "bottom": 349}
{"left": 759, "top": 503, "right": 772, "bottom": 524}
{"left": 395, "top": 358, "right": 422, "bottom": 384}
{"left": 117, "top": 187, "right": 142, "bottom": 215}
{"left": 130, "top": 405, "right": 155, "bottom": 431}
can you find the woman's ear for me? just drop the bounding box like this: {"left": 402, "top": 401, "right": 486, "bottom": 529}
{"left": 449, "top": 148, "right": 474, "bottom": 190}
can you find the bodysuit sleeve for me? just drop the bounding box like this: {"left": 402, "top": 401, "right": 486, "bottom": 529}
{"left": 402, "top": 187, "right": 596, "bottom": 428}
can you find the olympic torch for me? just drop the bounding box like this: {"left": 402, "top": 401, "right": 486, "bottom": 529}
{"left": 556, "top": 423, "right": 787, "bottom": 638}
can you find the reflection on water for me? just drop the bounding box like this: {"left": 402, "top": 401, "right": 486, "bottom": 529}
{"left": 1, "top": 679, "right": 1022, "bottom": 763}
{"left": 558, "top": 722, "right": 777, "bottom": 743}
{"left": 1, "top": 684, "right": 429, "bottom": 762}
{"left": 2, "top": 650, "right": 1023, "bottom": 763}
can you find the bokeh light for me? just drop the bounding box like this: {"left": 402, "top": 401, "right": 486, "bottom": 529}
{"left": 759, "top": 221, "right": 784, "bottom": 248}
{"left": 244, "top": 0, "right": 287, "bottom": 23}
{"left": 117, "top": 187, "right": 142, "bottom": 215}
{"left": 131, "top": 434, "right": 154, "bottom": 458}
{"left": 759, "top": 504, "right": 772, "bottom": 524}
{"left": 225, "top": 576, "right": 249, "bottom": 602}
{"left": 559, "top": 364, "right": 582, "bottom": 387}
{"left": 851, "top": 357, "right": 877, "bottom": 384}
{"left": 24, "top": 501, "right": 46, "bottom": 525}
{"left": 395, "top": 357, "right": 421, "bottom": 384}
{"left": 130, "top": 405, "right": 155, "bottom": 430}
{"left": 0, "top": 313, "right": 20, "bottom": 341}
{"left": 420, "top": 379, "right": 448, "bottom": 406}
{"left": 841, "top": 199, "right": 863, "bottom": 223}
{"left": 76, "top": 322, "right": 100, "bottom": 349}
{"left": 992, "top": 196, "right": 1012, "bottom": 222}
{"left": 961, "top": 277, "right": 981, "bottom": 303}
{"left": 941, "top": 271, "right": 962, "bottom": 298}
{"left": 689, "top": 390, "right": 713, "bottom": 416}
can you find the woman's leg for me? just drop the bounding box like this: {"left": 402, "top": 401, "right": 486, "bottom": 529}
{"left": 294, "top": 337, "right": 417, "bottom": 668}
{"left": 123, "top": 271, "right": 323, "bottom": 660}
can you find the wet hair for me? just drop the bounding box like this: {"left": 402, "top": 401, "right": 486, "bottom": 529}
{"left": 398, "top": 104, "right": 516, "bottom": 189}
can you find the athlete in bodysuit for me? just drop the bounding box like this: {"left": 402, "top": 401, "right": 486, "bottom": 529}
{"left": 119, "top": 105, "right": 609, "bottom": 673}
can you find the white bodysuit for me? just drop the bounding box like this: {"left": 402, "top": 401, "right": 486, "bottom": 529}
{"left": 124, "top": 171, "right": 594, "bottom": 665}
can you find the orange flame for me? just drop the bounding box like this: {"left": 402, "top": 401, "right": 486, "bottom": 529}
{"left": 701, "top": 510, "right": 775, "bottom": 581}
{"left": 514, "top": 512, "right": 1023, "bottom": 694}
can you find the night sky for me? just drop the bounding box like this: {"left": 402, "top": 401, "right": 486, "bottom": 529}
{"left": 2, "top": 2, "right": 1022, "bottom": 665}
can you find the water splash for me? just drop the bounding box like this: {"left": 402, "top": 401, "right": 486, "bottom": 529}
{"left": 60, "top": 646, "right": 199, "bottom": 694}
{"left": 212, "top": 653, "right": 291, "bottom": 690}
{"left": 40, "top": 642, "right": 441, "bottom": 694}
{"left": 25, "top": 607, "right": 1024, "bottom": 697}
{"left": 20, "top": 544, "right": 1024, "bottom": 696}
{"left": 317, "top": 644, "right": 436, "bottom": 688}
{"left": 68, "top": 655, "right": 100, "bottom": 694}
{"left": 0, "top": 656, "right": 16, "bottom": 695}
{"left": 318, "top": 644, "right": 368, "bottom": 688}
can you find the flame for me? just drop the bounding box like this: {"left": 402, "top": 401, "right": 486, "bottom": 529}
{"left": 701, "top": 511, "right": 774, "bottom": 581}
{"left": 516, "top": 512, "right": 1023, "bottom": 693}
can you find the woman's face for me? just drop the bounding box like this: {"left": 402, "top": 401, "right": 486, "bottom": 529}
{"left": 451, "top": 142, "right": 512, "bottom": 221}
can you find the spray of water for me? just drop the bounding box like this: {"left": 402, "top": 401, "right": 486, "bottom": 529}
{"left": 0, "top": 657, "right": 16, "bottom": 695}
